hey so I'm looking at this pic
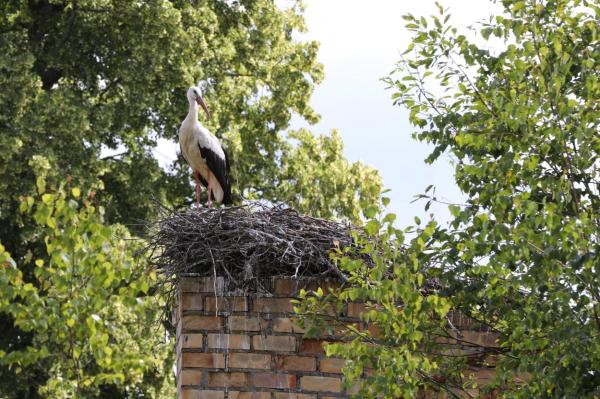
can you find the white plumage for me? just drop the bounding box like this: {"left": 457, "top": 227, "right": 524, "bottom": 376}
{"left": 179, "top": 86, "right": 231, "bottom": 206}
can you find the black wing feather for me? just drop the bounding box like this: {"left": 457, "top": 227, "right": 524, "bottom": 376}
{"left": 198, "top": 144, "right": 232, "bottom": 204}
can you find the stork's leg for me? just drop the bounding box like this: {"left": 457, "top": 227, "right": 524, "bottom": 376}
{"left": 193, "top": 171, "right": 202, "bottom": 206}
{"left": 206, "top": 172, "right": 213, "bottom": 208}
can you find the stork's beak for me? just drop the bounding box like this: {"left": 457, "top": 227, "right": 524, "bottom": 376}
{"left": 196, "top": 96, "right": 211, "bottom": 120}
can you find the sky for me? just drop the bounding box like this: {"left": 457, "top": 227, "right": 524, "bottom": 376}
{"left": 291, "top": 0, "right": 505, "bottom": 227}
{"left": 155, "top": 0, "right": 505, "bottom": 227}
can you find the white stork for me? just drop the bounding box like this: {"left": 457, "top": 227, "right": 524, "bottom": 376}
{"left": 179, "top": 86, "right": 232, "bottom": 207}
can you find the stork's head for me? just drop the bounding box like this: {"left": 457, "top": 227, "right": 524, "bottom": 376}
{"left": 187, "top": 86, "right": 211, "bottom": 119}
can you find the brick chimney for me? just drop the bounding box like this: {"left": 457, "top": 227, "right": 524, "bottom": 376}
{"left": 174, "top": 276, "right": 357, "bottom": 399}
{"left": 174, "top": 275, "right": 502, "bottom": 398}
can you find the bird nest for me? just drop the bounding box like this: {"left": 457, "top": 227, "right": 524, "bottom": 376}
{"left": 147, "top": 204, "right": 362, "bottom": 294}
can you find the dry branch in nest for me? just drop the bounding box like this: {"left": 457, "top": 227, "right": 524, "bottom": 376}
{"left": 147, "top": 204, "right": 364, "bottom": 293}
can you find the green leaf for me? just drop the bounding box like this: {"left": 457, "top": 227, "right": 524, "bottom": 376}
{"left": 448, "top": 204, "right": 460, "bottom": 217}
{"left": 382, "top": 213, "right": 396, "bottom": 224}
{"left": 36, "top": 176, "right": 46, "bottom": 194}
{"left": 363, "top": 205, "right": 379, "bottom": 219}
{"left": 365, "top": 220, "right": 381, "bottom": 235}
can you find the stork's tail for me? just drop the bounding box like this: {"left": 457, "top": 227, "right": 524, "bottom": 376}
{"left": 222, "top": 183, "right": 232, "bottom": 205}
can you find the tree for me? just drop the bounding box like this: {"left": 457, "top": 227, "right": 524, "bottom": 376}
{"left": 0, "top": 0, "right": 381, "bottom": 396}
{"left": 0, "top": 177, "right": 173, "bottom": 398}
{"left": 298, "top": 0, "right": 600, "bottom": 397}
{"left": 0, "top": 0, "right": 379, "bottom": 242}
{"left": 274, "top": 129, "right": 381, "bottom": 222}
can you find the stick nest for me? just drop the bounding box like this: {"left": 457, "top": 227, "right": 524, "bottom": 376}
{"left": 147, "top": 204, "right": 361, "bottom": 293}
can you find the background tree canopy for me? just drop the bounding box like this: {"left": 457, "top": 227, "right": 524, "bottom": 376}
{"left": 298, "top": 0, "right": 600, "bottom": 397}
{"left": 0, "top": 0, "right": 380, "bottom": 397}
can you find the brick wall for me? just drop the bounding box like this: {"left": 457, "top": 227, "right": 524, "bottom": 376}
{"left": 174, "top": 276, "right": 499, "bottom": 398}
{"left": 174, "top": 276, "right": 358, "bottom": 399}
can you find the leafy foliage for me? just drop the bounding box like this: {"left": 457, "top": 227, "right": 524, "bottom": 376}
{"left": 275, "top": 129, "right": 381, "bottom": 223}
{"left": 0, "top": 0, "right": 381, "bottom": 396}
{"left": 0, "top": 178, "right": 173, "bottom": 398}
{"left": 299, "top": 0, "right": 600, "bottom": 397}
{"left": 295, "top": 199, "right": 456, "bottom": 398}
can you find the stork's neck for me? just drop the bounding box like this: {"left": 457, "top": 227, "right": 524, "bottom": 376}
{"left": 187, "top": 100, "right": 198, "bottom": 122}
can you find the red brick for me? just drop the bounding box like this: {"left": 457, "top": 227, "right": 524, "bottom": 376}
{"left": 182, "top": 315, "right": 224, "bottom": 331}
{"left": 299, "top": 339, "right": 329, "bottom": 355}
{"left": 181, "top": 334, "right": 203, "bottom": 349}
{"left": 466, "top": 367, "right": 497, "bottom": 383}
{"left": 228, "top": 316, "right": 265, "bottom": 332}
{"left": 181, "top": 293, "right": 203, "bottom": 310}
{"left": 274, "top": 394, "right": 316, "bottom": 399}
{"left": 300, "top": 376, "right": 342, "bottom": 392}
{"left": 180, "top": 278, "right": 200, "bottom": 292}
{"left": 320, "top": 358, "right": 345, "bottom": 373}
{"left": 199, "top": 277, "right": 225, "bottom": 293}
{"left": 275, "top": 355, "right": 316, "bottom": 371}
{"left": 205, "top": 296, "right": 248, "bottom": 312}
{"left": 208, "top": 372, "right": 249, "bottom": 387}
{"left": 181, "top": 389, "right": 224, "bottom": 399}
{"left": 253, "top": 297, "right": 294, "bottom": 313}
{"left": 207, "top": 334, "right": 251, "bottom": 350}
{"left": 367, "top": 323, "right": 382, "bottom": 338}
{"left": 448, "top": 310, "right": 478, "bottom": 329}
{"left": 272, "top": 317, "right": 305, "bottom": 333}
{"left": 252, "top": 372, "right": 297, "bottom": 389}
{"left": 229, "top": 353, "right": 271, "bottom": 369}
{"left": 229, "top": 392, "right": 271, "bottom": 399}
{"left": 252, "top": 335, "right": 296, "bottom": 351}
{"left": 461, "top": 331, "right": 500, "bottom": 348}
{"left": 182, "top": 352, "right": 225, "bottom": 368}
{"left": 180, "top": 369, "right": 202, "bottom": 385}
{"left": 346, "top": 302, "right": 366, "bottom": 318}
{"left": 273, "top": 278, "right": 305, "bottom": 295}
